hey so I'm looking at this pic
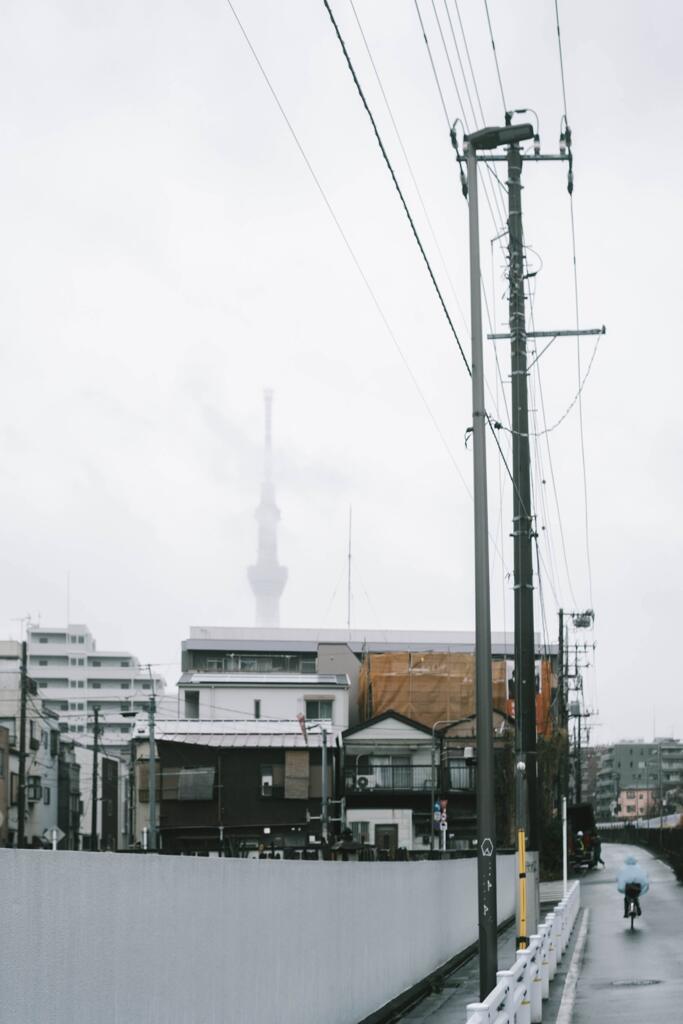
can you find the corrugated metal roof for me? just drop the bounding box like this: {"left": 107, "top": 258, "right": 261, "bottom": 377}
{"left": 134, "top": 719, "right": 341, "bottom": 748}
{"left": 154, "top": 732, "right": 334, "bottom": 748}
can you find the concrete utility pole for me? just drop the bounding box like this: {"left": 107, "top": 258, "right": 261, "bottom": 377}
{"left": 321, "top": 725, "right": 328, "bottom": 844}
{"left": 148, "top": 694, "right": 157, "bottom": 851}
{"left": 507, "top": 138, "right": 539, "bottom": 864}
{"left": 465, "top": 129, "right": 501, "bottom": 1000}
{"left": 91, "top": 706, "right": 100, "bottom": 851}
{"left": 17, "top": 640, "right": 28, "bottom": 848}
{"left": 558, "top": 609, "right": 568, "bottom": 805}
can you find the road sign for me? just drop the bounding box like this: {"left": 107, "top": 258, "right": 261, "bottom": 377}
{"left": 43, "top": 826, "right": 65, "bottom": 847}
{"left": 481, "top": 837, "right": 494, "bottom": 857}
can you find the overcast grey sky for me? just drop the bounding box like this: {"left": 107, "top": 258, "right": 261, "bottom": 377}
{"left": 0, "top": 1, "right": 680, "bottom": 743}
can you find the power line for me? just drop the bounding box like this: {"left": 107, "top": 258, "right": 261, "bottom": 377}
{"left": 426, "top": 0, "right": 508, "bottom": 229}
{"left": 553, "top": 0, "right": 594, "bottom": 606}
{"left": 322, "top": 0, "right": 472, "bottom": 376}
{"left": 452, "top": 0, "right": 487, "bottom": 124}
{"left": 553, "top": 0, "right": 570, "bottom": 121}
{"left": 225, "top": 0, "right": 475, "bottom": 501}
{"left": 410, "top": 0, "right": 514, "bottom": 434}
{"left": 482, "top": 0, "right": 507, "bottom": 114}
{"left": 347, "top": 0, "right": 469, "bottom": 331}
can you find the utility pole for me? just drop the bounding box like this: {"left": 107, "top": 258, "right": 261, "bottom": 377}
{"left": 346, "top": 506, "right": 352, "bottom": 634}
{"left": 148, "top": 693, "right": 157, "bottom": 851}
{"left": 508, "top": 137, "right": 539, "bottom": 859}
{"left": 507, "top": 134, "right": 540, "bottom": 942}
{"left": 321, "top": 725, "right": 328, "bottom": 844}
{"left": 575, "top": 713, "right": 582, "bottom": 803}
{"left": 558, "top": 609, "right": 568, "bottom": 806}
{"left": 91, "top": 706, "right": 100, "bottom": 851}
{"left": 17, "top": 640, "right": 28, "bottom": 848}
{"left": 464, "top": 126, "right": 507, "bottom": 1000}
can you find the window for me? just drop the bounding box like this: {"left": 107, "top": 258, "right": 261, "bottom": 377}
{"left": 78, "top": 636, "right": 84, "bottom": 644}
{"left": 43, "top": 786, "right": 51, "bottom": 805}
{"left": 0, "top": 749, "right": 4, "bottom": 777}
{"left": 50, "top": 732, "right": 59, "bottom": 757}
{"left": 39, "top": 660, "right": 48, "bottom": 667}
{"left": 78, "top": 659, "right": 84, "bottom": 666}
{"left": 10, "top": 772, "right": 18, "bottom": 804}
{"left": 70, "top": 635, "right": 77, "bottom": 643}
{"left": 351, "top": 821, "right": 370, "bottom": 844}
{"left": 121, "top": 660, "right": 130, "bottom": 668}
{"left": 39, "top": 637, "right": 48, "bottom": 644}
{"left": 142, "top": 682, "right": 151, "bottom": 690}
{"left": 254, "top": 699, "right": 261, "bottom": 720}
{"left": 305, "top": 699, "right": 333, "bottom": 721}
{"left": 70, "top": 680, "right": 77, "bottom": 688}
{"left": 260, "top": 763, "right": 285, "bottom": 798}
{"left": 90, "top": 682, "right": 101, "bottom": 689}
{"left": 92, "top": 660, "right": 101, "bottom": 667}
{"left": 185, "top": 691, "right": 199, "bottom": 719}
{"left": 70, "top": 658, "right": 76, "bottom": 665}
{"left": 27, "top": 776, "right": 42, "bottom": 802}
{"left": 626, "top": 789, "right": 635, "bottom": 797}
{"left": 0, "top": 718, "right": 16, "bottom": 745}
{"left": 120, "top": 682, "right": 130, "bottom": 690}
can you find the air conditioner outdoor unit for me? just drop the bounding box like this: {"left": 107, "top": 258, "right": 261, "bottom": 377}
{"left": 355, "top": 774, "right": 376, "bottom": 792}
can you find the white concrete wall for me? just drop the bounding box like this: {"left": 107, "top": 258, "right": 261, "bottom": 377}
{"left": 0, "top": 849, "right": 515, "bottom": 1024}
{"left": 199, "top": 682, "right": 350, "bottom": 729}
{"left": 347, "top": 806, "right": 415, "bottom": 849}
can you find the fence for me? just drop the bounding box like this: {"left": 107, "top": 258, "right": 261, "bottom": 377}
{"left": 345, "top": 764, "right": 475, "bottom": 793}
{"left": 0, "top": 848, "right": 516, "bottom": 1024}
{"left": 603, "top": 826, "right": 683, "bottom": 880}
{"left": 465, "top": 880, "right": 581, "bottom": 1024}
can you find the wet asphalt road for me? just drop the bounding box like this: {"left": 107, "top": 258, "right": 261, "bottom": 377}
{"left": 573, "top": 840, "right": 683, "bottom": 1022}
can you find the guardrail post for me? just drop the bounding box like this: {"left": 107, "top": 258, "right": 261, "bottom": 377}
{"left": 516, "top": 947, "right": 532, "bottom": 1024}
{"left": 465, "top": 1002, "right": 489, "bottom": 1024}
{"left": 528, "top": 943, "right": 543, "bottom": 1023}
{"left": 546, "top": 913, "right": 558, "bottom": 978}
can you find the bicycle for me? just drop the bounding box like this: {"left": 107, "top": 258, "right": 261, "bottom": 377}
{"left": 625, "top": 882, "right": 642, "bottom": 930}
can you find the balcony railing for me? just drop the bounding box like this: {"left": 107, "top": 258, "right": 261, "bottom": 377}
{"left": 345, "top": 765, "right": 475, "bottom": 793}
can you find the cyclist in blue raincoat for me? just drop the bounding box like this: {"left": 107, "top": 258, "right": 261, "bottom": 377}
{"left": 617, "top": 854, "right": 650, "bottom": 917}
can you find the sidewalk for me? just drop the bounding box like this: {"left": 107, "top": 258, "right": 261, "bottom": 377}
{"left": 398, "top": 925, "right": 519, "bottom": 1022}
{"left": 397, "top": 886, "right": 583, "bottom": 1023}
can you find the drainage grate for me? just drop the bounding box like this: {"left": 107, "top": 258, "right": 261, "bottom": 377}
{"left": 610, "top": 979, "right": 662, "bottom": 988}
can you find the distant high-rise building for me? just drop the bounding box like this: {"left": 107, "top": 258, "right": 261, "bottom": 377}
{"left": 27, "top": 624, "right": 165, "bottom": 757}
{"left": 247, "top": 390, "right": 288, "bottom": 627}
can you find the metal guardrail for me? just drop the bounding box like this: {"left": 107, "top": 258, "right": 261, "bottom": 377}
{"left": 465, "top": 880, "right": 581, "bottom": 1024}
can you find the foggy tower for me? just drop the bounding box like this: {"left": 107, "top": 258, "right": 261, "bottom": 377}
{"left": 247, "top": 390, "right": 288, "bottom": 627}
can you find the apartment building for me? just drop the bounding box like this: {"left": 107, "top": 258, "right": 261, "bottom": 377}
{"left": 595, "top": 739, "right": 683, "bottom": 820}
{"left": 27, "top": 624, "right": 165, "bottom": 757}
